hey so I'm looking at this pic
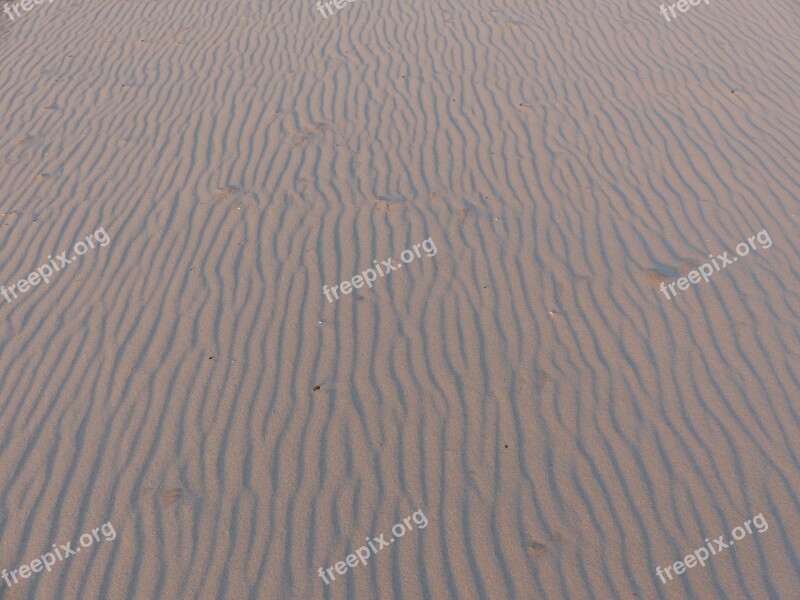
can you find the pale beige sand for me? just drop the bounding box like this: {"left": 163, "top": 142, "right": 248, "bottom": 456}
{"left": 0, "top": 0, "right": 799, "bottom": 598}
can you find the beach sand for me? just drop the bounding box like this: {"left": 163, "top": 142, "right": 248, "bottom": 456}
{"left": 0, "top": 0, "right": 799, "bottom": 598}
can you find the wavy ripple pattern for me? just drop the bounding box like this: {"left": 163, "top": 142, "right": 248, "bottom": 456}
{"left": 0, "top": 0, "right": 798, "bottom": 598}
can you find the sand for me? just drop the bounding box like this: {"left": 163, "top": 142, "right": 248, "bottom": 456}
{"left": 0, "top": 0, "right": 799, "bottom": 598}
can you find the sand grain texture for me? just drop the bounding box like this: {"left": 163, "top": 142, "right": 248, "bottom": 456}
{"left": 0, "top": 0, "right": 799, "bottom": 598}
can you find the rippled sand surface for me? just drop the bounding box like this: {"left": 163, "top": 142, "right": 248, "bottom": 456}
{"left": 0, "top": 0, "right": 798, "bottom": 598}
